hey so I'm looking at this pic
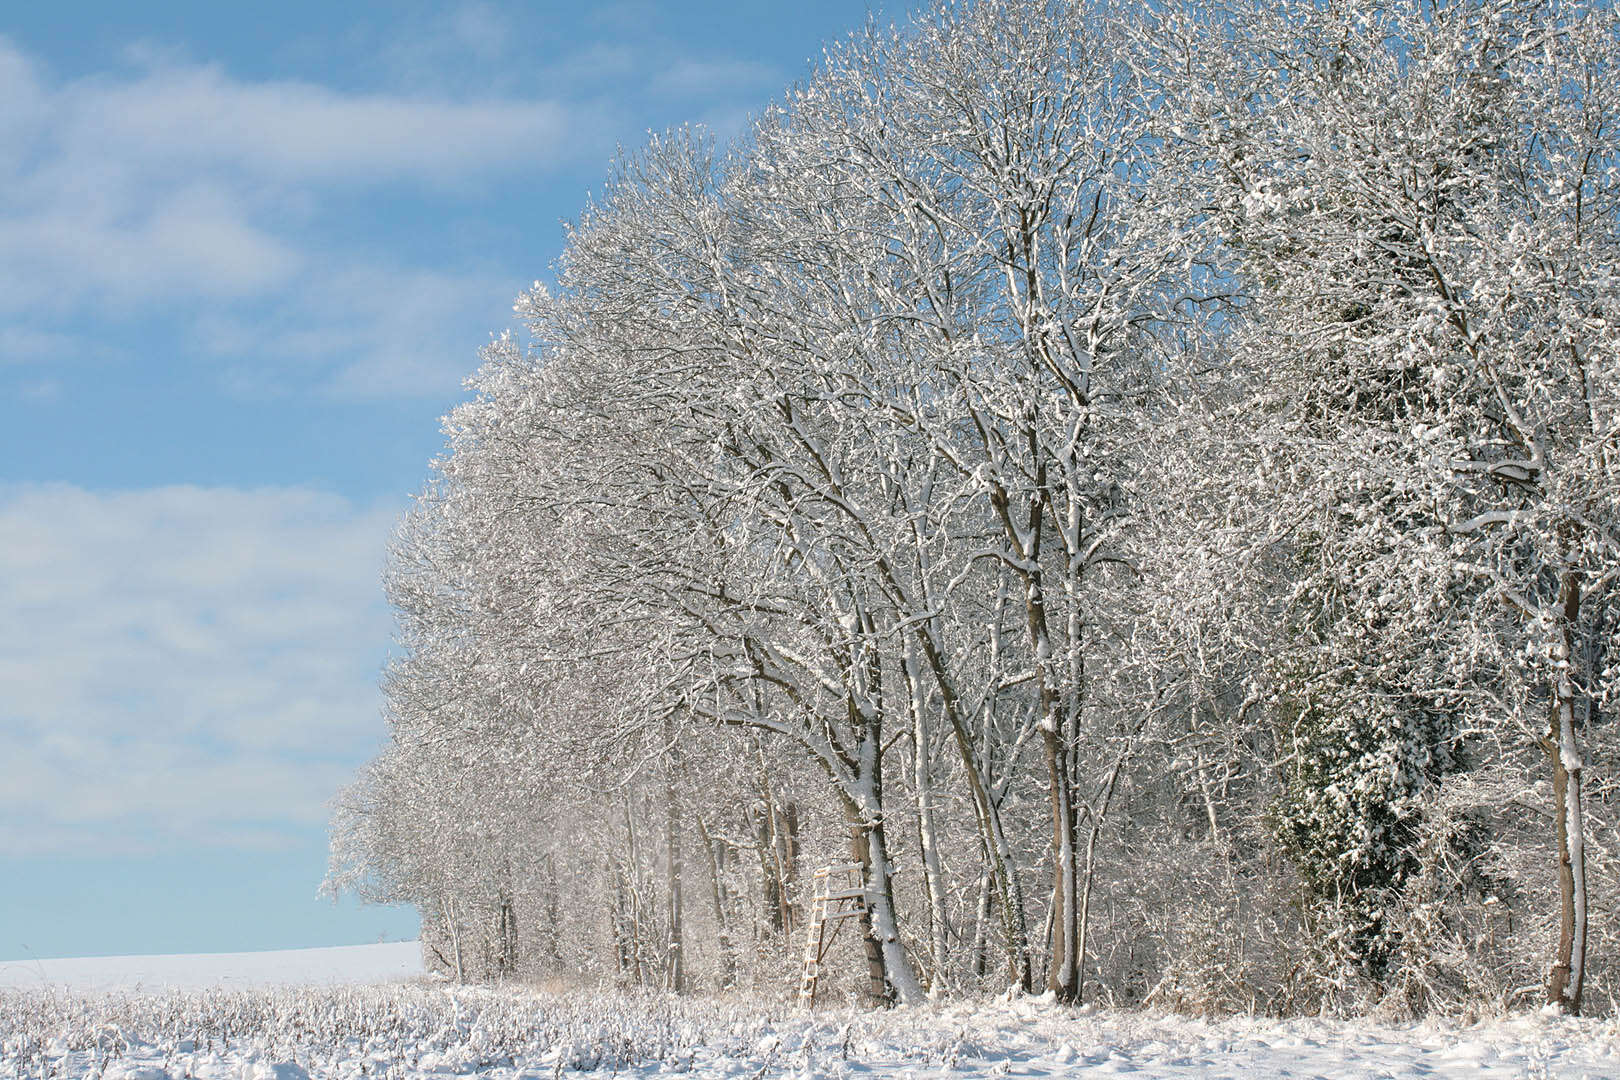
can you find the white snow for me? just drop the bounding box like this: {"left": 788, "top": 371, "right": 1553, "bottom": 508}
{"left": 0, "top": 940, "right": 422, "bottom": 991}
{"left": 4, "top": 972, "right": 1620, "bottom": 1080}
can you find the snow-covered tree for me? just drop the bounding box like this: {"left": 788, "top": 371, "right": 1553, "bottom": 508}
{"left": 1148, "top": 0, "right": 1620, "bottom": 1012}
{"left": 327, "top": 0, "right": 1620, "bottom": 1017}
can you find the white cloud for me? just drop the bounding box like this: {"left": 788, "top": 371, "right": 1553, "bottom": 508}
{"left": 56, "top": 69, "right": 577, "bottom": 186}
{"left": 0, "top": 484, "right": 399, "bottom": 857}
{"left": 0, "top": 326, "right": 92, "bottom": 364}
{"left": 371, "top": 2, "right": 519, "bottom": 92}
{"left": 650, "top": 58, "right": 780, "bottom": 98}
{"left": 190, "top": 264, "right": 525, "bottom": 400}
{"left": 537, "top": 43, "right": 639, "bottom": 92}
{"left": 0, "top": 185, "right": 304, "bottom": 312}
{"left": 0, "top": 34, "right": 590, "bottom": 366}
{"left": 0, "top": 28, "right": 785, "bottom": 399}
{"left": 1, "top": 36, "right": 581, "bottom": 189}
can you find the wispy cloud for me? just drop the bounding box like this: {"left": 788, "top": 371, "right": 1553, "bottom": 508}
{"left": 2, "top": 35, "right": 584, "bottom": 187}
{"left": 192, "top": 264, "right": 524, "bottom": 399}
{"left": 0, "top": 183, "right": 304, "bottom": 314}
{"left": 0, "top": 21, "right": 794, "bottom": 397}
{"left": 650, "top": 57, "right": 779, "bottom": 98}
{"left": 51, "top": 69, "right": 578, "bottom": 185}
{"left": 0, "top": 34, "right": 593, "bottom": 393}
{"left": 0, "top": 484, "right": 398, "bottom": 856}
{"left": 368, "top": 2, "right": 522, "bottom": 94}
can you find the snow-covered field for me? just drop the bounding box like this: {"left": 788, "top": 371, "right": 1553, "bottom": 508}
{"left": 0, "top": 941, "right": 422, "bottom": 992}
{"left": 4, "top": 946, "right": 1619, "bottom": 1079}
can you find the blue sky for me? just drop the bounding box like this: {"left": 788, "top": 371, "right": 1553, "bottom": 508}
{"left": 0, "top": 0, "right": 886, "bottom": 961}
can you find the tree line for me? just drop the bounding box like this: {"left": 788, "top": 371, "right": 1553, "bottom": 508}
{"left": 326, "top": 0, "right": 1620, "bottom": 1016}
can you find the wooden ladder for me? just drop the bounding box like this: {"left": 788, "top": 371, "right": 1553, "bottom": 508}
{"left": 797, "top": 862, "right": 867, "bottom": 1007}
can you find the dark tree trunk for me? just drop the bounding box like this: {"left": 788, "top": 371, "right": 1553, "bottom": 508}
{"left": 1546, "top": 568, "right": 1588, "bottom": 1014}
{"left": 1027, "top": 571, "right": 1080, "bottom": 1003}
{"left": 911, "top": 622, "right": 1033, "bottom": 992}
{"left": 611, "top": 866, "right": 632, "bottom": 978}
{"left": 838, "top": 711, "right": 924, "bottom": 1006}
{"left": 1043, "top": 716, "right": 1079, "bottom": 1002}
{"left": 664, "top": 760, "right": 685, "bottom": 993}
{"left": 849, "top": 821, "right": 894, "bottom": 1007}
{"left": 755, "top": 802, "right": 783, "bottom": 935}
{"left": 495, "top": 892, "right": 518, "bottom": 980}
{"left": 698, "top": 814, "right": 737, "bottom": 991}
{"left": 542, "top": 853, "right": 563, "bottom": 971}
{"left": 777, "top": 801, "right": 800, "bottom": 933}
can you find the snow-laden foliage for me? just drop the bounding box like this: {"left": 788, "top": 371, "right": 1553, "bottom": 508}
{"left": 328, "top": 0, "right": 1620, "bottom": 1018}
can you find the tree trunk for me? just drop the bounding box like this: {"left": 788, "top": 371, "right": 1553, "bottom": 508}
{"left": 1044, "top": 717, "right": 1079, "bottom": 1002}
{"left": 665, "top": 761, "right": 685, "bottom": 994}
{"left": 755, "top": 758, "right": 797, "bottom": 938}
{"left": 440, "top": 894, "right": 466, "bottom": 984}
{"left": 754, "top": 800, "right": 784, "bottom": 935}
{"left": 612, "top": 865, "right": 631, "bottom": 977}
{"left": 970, "top": 843, "right": 993, "bottom": 981}
{"left": 543, "top": 853, "right": 563, "bottom": 971}
{"left": 847, "top": 801, "right": 924, "bottom": 1006}
{"left": 776, "top": 801, "right": 800, "bottom": 934}
{"left": 495, "top": 892, "right": 517, "bottom": 980}
{"left": 907, "top": 645, "right": 949, "bottom": 991}
{"left": 911, "top": 625, "right": 1032, "bottom": 991}
{"left": 841, "top": 704, "right": 923, "bottom": 1007}
{"left": 1546, "top": 569, "right": 1588, "bottom": 1014}
{"left": 995, "top": 470, "right": 1077, "bottom": 1000}
{"left": 1074, "top": 750, "right": 1127, "bottom": 1006}
{"left": 624, "top": 798, "right": 648, "bottom": 985}
{"left": 698, "top": 814, "right": 737, "bottom": 991}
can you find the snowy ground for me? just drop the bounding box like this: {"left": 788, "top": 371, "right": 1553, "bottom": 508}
{"left": 3, "top": 947, "right": 1619, "bottom": 1079}
{"left": 0, "top": 941, "right": 422, "bottom": 992}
